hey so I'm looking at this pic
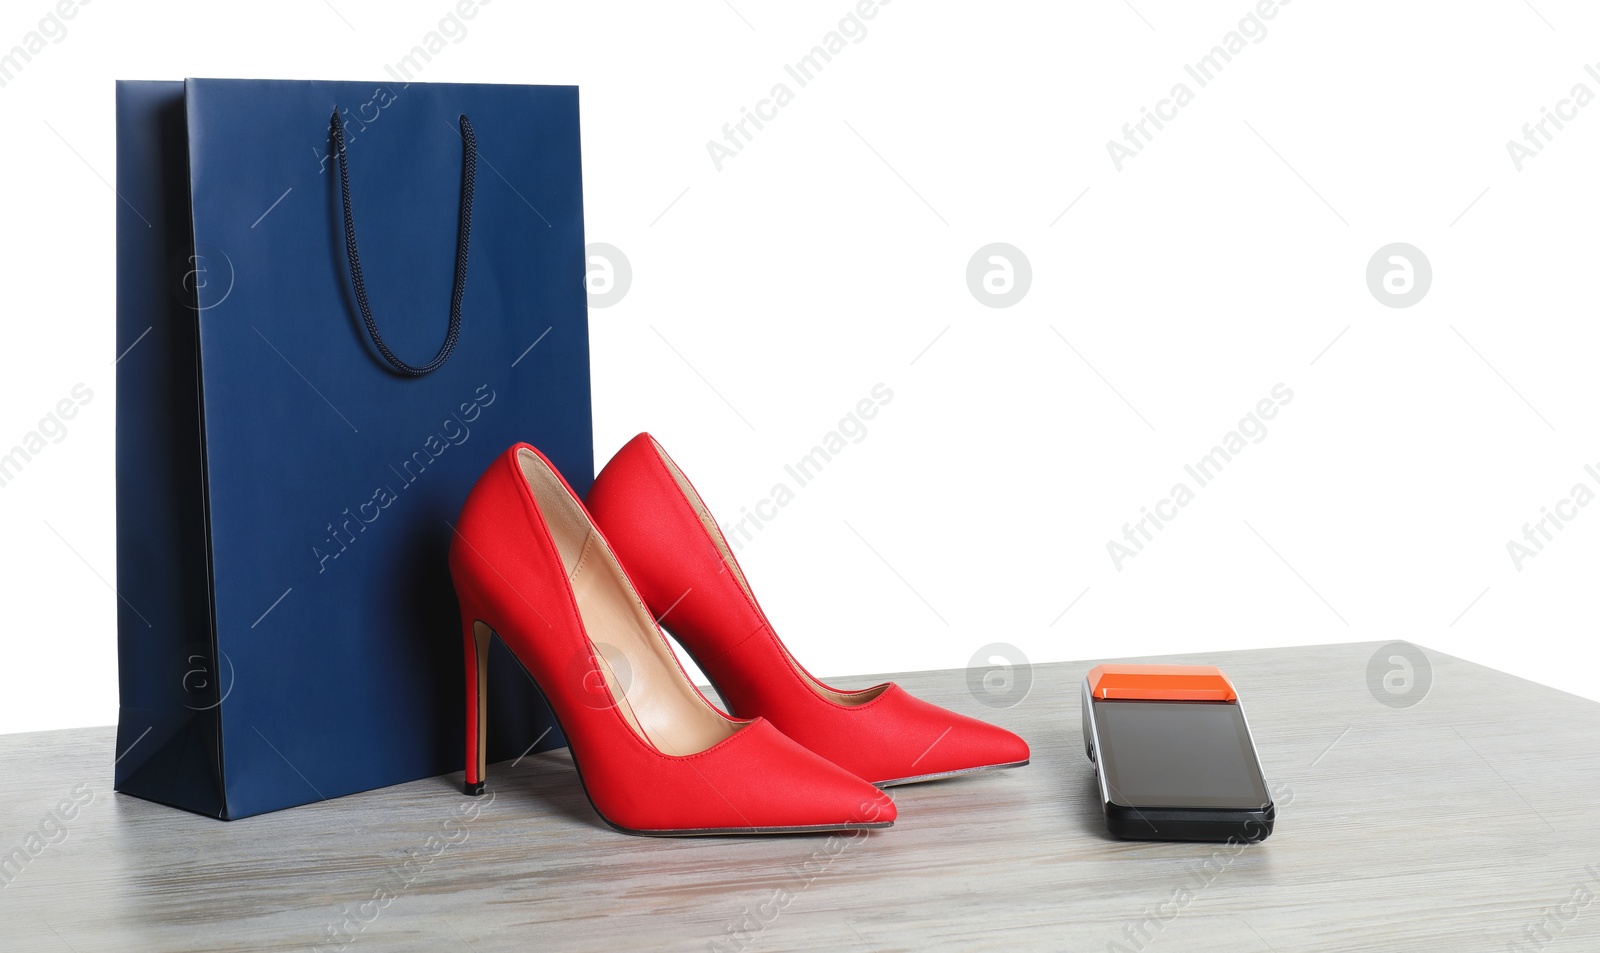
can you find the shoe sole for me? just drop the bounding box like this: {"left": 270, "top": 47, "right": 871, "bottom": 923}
{"left": 614, "top": 820, "right": 895, "bottom": 837}
{"left": 478, "top": 631, "right": 895, "bottom": 838}
{"left": 874, "top": 759, "right": 1031, "bottom": 788}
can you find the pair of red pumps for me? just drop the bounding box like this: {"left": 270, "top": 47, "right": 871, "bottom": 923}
{"left": 451, "top": 434, "right": 1029, "bottom": 835}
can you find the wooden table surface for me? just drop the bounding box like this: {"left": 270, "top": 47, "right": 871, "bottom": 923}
{"left": 3, "top": 641, "right": 1596, "bottom": 953}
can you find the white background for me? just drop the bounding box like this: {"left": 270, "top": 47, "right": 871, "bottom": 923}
{"left": 2, "top": 0, "right": 1598, "bottom": 734}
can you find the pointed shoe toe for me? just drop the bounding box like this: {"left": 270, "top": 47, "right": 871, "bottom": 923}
{"left": 859, "top": 686, "right": 1031, "bottom": 787}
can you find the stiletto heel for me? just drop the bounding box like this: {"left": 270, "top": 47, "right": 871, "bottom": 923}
{"left": 586, "top": 434, "right": 1030, "bottom": 787}
{"left": 461, "top": 610, "right": 491, "bottom": 797}
{"left": 448, "top": 443, "right": 895, "bottom": 835}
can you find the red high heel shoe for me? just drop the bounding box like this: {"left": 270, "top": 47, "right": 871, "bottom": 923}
{"left": 585, "top": 434, "right": 1030, "bottom": 787}
{"left": 451, "top": 443, "right": 895, "bottom": 835}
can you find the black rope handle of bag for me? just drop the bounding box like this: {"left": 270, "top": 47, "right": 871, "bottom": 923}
{"left": 330, "top": 109, "right": 476, "bottom": 377}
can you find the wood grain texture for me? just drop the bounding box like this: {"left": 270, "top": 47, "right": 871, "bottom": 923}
{"left": 2, "top": 641, "right": 1597, "bottom": 953}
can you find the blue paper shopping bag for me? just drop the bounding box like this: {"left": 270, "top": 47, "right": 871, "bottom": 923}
{"left": 114, "top": 79, "right": 590, "bottom": 819}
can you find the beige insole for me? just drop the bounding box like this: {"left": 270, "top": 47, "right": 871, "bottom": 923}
{"left": 518, "top": 449, "right": 737, "bottom": 756}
